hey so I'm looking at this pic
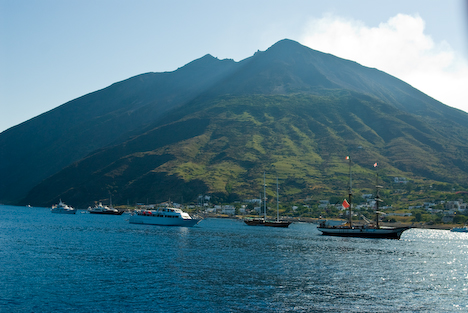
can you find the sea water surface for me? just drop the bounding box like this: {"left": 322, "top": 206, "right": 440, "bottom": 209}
{"left": 0, "top": 205, "right": 467, "bottom": 312}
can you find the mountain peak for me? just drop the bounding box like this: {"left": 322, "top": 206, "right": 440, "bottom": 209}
{"left": 264, "top": 39, "right": 321, "bottom": 58}
{"left": 178, "top": 54, "right": 235, "bottom": 72}
{"left": 269, "top": 38, "right": 304, "bottom": 49}
{"left": 254, "top": 39, "right": 308, "bottom": 60}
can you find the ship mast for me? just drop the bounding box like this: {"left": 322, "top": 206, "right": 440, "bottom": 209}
{"left": 263, "top": 172, "right": 267, "bottom": 220}
{"left": 276, "top": 177, "right": 279, "bottom": 222}
{"left": 348, "top": 156, "right": 353, "bottom": 228}
{"left": 375, "top": 173, "right": 383, "bottom": 229}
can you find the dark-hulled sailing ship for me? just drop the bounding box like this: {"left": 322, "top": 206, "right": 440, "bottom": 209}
{"left": 244, "top": 174, "right": 292, "bottom": 228}
{"left": 317, "top": 157, "right": 411, "bottom": 239}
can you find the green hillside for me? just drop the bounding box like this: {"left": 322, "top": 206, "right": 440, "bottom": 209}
{"left": 0, "top": 56, "right": 238, "bottom": 203}
{"left": 21, "top": 92, "right": 468, "bottom": 208}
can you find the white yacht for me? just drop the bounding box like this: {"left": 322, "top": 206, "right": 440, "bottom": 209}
{"left": 51, "top": 200, "right": 76, "bottom": 214}
{"left": 88, "top": 203, "right": 123, "bottom": 215}
{"left": 129, "top": 207, "right": 201, "bottom": 227}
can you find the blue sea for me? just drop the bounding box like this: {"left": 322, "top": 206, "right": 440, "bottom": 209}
{"left": 0, "top": 205, "right": 467, "bottom": 312}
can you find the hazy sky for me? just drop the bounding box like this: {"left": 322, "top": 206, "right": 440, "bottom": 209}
{"left": 1, "top": 0, "right": 467, "bottom": 133}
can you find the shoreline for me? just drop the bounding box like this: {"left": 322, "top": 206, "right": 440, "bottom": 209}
{"left": 203, "top": 214, "right": 457, "bottom": 230}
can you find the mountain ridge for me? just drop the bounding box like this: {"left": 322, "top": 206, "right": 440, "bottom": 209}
{"left": 0, "top": 54, "right": 238, "bottom": 203}
{"left": 22, "top": 90, "right": 468, "bottom": 207}
{"left": 2, "top": 39, "right": 468, "bottom": 206}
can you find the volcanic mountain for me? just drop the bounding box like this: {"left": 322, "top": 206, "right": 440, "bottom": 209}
{"left": 2, "top": 39, "right": 468, "bottom": 207}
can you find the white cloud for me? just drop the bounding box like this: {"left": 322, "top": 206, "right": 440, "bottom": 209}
{"left": 300, "top": 14, "right": 468, "bottom": 113}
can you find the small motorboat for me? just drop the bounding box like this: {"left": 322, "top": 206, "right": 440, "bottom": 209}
{"left": 450, "top": 225, "right": 468, "bottom": 232}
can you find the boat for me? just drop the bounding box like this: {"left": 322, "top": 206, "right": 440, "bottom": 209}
{"left": 317, "top": 157, "right": 411, "bottom": 239}
{"left": 264, "top": 220, "right": 292, "bottom": 227}
{"left": 88, "top": 202, "right": 124, "bottom": 215}
{"left": 265, "top": 177, "right": 292, "bottom": 227}
{"left": 129, "top": 206, "right": 201, "bottom": 227}
{"left": 450, "top": 225, "right": 468, "bottom": 232}
{"left": 244, "top": 174, "right": 292, "bottom": 228}
{"left": 244, "top": 218, "right": 267, "bottom": 226}
{"left": 51, "top": 200, "right": 76, "bottom": 214}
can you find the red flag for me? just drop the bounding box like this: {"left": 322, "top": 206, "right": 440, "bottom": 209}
{"left": 342, "top": 199, "right": 350, "bottom": 208}
{"left": 374, "top": 162, "right": 378, "bottom": 167}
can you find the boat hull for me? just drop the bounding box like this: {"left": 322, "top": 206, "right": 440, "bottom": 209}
{"left": 129, "top": 215, "right": 201, "bottom": 227}
{"left": 51, "top": 209, "right": 76, "bottom": 214}
{"left": 264, "top": 221, "right": 292, "bottom": 228}
{"left": 317, "top": 226, "right": 411, "bottom": 239}
{"left": 244, "top": 219, "right": 265, "bottom": 226}
{"left": 450, "top": 227, "right": 468, "bottom": 232}
{"left": 89, "top": 211, "right": 124, "bottom": 215}
{"left": 244, "top": 219, "right": 292, "bottom": 228}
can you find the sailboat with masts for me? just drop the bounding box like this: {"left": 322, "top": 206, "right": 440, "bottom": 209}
{"left": 244, "top": 173, "right": 292, "bottom": 228}
{"left": 317, "top": 156, "right": 410, "bottom": 239}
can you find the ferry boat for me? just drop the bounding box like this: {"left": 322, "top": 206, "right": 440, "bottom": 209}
{"left": 51, "top": 200, "right": 76, "bottom": 214}
{"left": 88, "top": 203, "right": 124, "bottom": 215}
{"left": 129, "top": 206, "right": 201, "bottom": 227}
{"left": 317, "top": 157, "right": 410, "bottom": 240}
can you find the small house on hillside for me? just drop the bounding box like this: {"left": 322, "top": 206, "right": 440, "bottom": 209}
{"left": 394, "top": 177, "right": 408, "bottom": 184}
{"left": 318, "top": 200, "right": 329, "bottom": 208}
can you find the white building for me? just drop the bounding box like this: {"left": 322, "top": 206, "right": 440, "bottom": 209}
{"left": 318, "top": 200, "right": 329, "bottom": 209}
{"left": 386, "top": 212, "right": 412, "bottom": 217}
{"left": 245, "top": 198, "right": 262, "bottom": 204}
{"left": 221, "top": 205, "right": 236, "bottom": 215}
{"left": 444, "top": 200, "right": 467, "bottom": 211}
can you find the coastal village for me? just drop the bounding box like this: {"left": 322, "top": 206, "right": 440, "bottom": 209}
{"left": 133, "top": 176, "right": 468, "bottom": 228}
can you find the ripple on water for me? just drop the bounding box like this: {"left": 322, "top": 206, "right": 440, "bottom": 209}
{"left": 0, "top": 206, "right": 467, "bottom": 312}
